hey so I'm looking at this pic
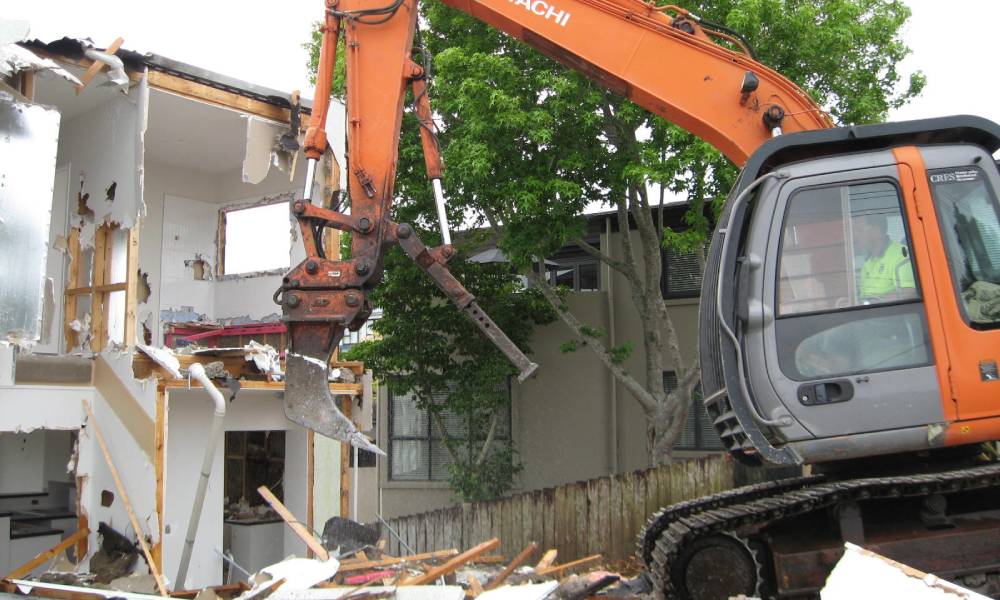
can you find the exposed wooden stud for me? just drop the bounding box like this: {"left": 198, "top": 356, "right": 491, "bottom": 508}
{"left": 82, "top": 400, "right": 169, "bottom": 596}
{"left": 3, "top": 528, "right": 89, "bottom": 580}
{"left": 153, "top": 381, "right": 167, "bottom": 572}
{"left": 123, "top": 224, "right": 140, "bottom": 346}
{"left": 89, "top": 225, "right": 109, "bottom": 353}
{"left": 256, "top": 485, "right": 330, "bottom": 561}
{"left": 76, "top": 37, "right": 124, "bottom": 95}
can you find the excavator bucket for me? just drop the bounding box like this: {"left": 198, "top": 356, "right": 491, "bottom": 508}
{"left": 283, "top": 322, "right": 385, "bottom": 455}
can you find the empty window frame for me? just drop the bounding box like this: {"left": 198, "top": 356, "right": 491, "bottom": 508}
{"left": 219, "top": 197, "right": 292, "bottom": 276}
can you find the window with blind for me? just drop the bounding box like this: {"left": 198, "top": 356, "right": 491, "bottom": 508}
{"left": 389, "top": 382, "right": 512, "bottom": 481}
{"left": 663, "top": 372, "right": 724, "bottom": 451}
{"left": 661, "top": 244, "right": 708, "bottom": 298}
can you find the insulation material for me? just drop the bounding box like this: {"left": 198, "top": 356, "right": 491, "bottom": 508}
{"left": 0, "top": 91, "right": 60, "bottom": 346}
{"left": 822, "top": 543, "right": 988, "bottom": 599}
{"left": 244, "top": 340, "right": 281, "bottom": 376}
{"left": 242, "top": 557, "right": 340, "bottom": 595}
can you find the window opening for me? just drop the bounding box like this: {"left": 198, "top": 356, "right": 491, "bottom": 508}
{"left": 220, "top": 199, "right": 291, "bottom": 275}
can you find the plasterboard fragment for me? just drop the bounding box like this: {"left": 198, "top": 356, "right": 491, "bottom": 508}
{"left": 243, "top": 116, "right": 283, "bottom": 184}
{"left": 822, "top": 543, "right": 988, "bottom": 599}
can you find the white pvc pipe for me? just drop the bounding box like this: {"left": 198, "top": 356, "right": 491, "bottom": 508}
{"left": 175, "top": 362, "right": 227, "bottom": 589}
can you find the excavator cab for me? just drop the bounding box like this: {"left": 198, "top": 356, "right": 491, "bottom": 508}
{"left": 701, "top": 115, "right": 1000, "bottom": 466}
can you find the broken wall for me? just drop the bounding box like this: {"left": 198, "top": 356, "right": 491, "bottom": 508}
{"left": 50, "top": 75, "right": 148, "bottom": 350}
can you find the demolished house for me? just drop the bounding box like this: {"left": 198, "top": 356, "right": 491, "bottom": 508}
{"left": 0, "top": 30, "right": 373, "bottom": 591}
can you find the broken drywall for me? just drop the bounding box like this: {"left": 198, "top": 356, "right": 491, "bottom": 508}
{"left": 56, "top": 72, "right": 145, "bottom": 232}
{"left": 0, "top": 90, "right": 60, "bottom": 346}
{"left": 242, "top": 116, "right": 284, "bottom": 185}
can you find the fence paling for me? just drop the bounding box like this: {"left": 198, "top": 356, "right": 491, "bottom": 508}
{"left": 380, "top": 455, "right": 737, "bottom": 562}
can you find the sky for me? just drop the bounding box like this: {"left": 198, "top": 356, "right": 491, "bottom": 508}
{"left": 8, "top": 0, "right": 1000, "bottom": 126}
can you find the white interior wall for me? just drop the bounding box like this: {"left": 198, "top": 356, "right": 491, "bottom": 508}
{"left": 0, "top": 432, "right": 46, "bottom": 494}
{"left": 141, "top": 163, "right": 219, "bottom": 345}
{"left": 164, "top": 389, "right": 308, "bottom": 590}
{"left": 159, "top": 194, "right": 220, "bottom": 322}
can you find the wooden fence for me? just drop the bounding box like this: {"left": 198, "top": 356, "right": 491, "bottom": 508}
{"left": 379, "top": 455, "right": 742, "bottom": 562}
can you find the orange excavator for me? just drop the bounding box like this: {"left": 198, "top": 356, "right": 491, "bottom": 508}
{"left": 279, "top": 0, "right": 1000, "bottom": 597}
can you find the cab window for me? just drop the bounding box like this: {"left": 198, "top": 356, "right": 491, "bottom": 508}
{"left": 774, "top": 180, "right": 931, "bottom": 380}
{"left": 928, "top": 166, "right": 1000, "bottom": 329}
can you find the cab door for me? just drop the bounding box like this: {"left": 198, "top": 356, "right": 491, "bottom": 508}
{"left": 752, "top": 164, "right": 945, "bottom": 439}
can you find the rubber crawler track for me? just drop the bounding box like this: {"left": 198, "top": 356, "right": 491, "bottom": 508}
{"left": 644, "top": 462, "right": 1000, "bottom": 599}
{"left": 637, "top": 474, "right": 821, "bottom": 566}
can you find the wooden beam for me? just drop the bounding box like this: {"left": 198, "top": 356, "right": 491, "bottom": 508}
{"left": 76, "top": 37, "right": 124, "bottom": 95}
{"left": 534, "top": 548, "right": 558, "bottom": 570}
{"left": 3, "top": 528, "right": 89, "bottom": 580}
{"left": 534, "top": 554, "right": 602, "bottom": 577}
{"left": 147, "top": 71, "right": 292, "bottom": 123}
{"left": 123, "top": 224, "right": 140, "bottom": 346}
{"left": 153, "top": 382, "right": 167, "bottom": 573}
{"left": 257, "top": 485, "right": 330, "bottom": 561}
{"left": 82, "top": 400, "right": 169, "bottom": 596}
{"left": 337, "top": 549, "right": 460, "bottom": 572}
{"left": 484, "top": 542, "right": 537, "bottom": 590}
{"left": 401, "top": 538, "right": 500, "bottom": 586}
{"left": 65, "top": 283, "right": 128, "bottom": 296}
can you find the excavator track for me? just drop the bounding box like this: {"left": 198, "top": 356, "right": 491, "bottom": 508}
{"left": 645, "top": 461, "right": 1000, "bottom": 599}
{"left": 637, "top": 473, "right": 822, "bottom": 566}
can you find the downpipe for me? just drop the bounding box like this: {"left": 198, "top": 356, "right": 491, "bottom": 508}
{"left": 175, "top": 362, "right": 227, "bottom": 589}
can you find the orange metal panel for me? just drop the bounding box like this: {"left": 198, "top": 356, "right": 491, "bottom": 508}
{"left": 895, "top": 146, "right": 1000, "bottom": 427}
{"left": 894, "top": 149, "right": 957, "bottom": 424}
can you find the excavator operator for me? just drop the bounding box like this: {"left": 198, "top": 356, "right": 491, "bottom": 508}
{"left": 855, "top": 212, "right": 917, "bottom": 303}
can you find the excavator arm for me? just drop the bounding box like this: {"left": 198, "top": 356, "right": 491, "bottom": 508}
{"left": 281, "top": 0, "right": 831, "bottom": 450}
